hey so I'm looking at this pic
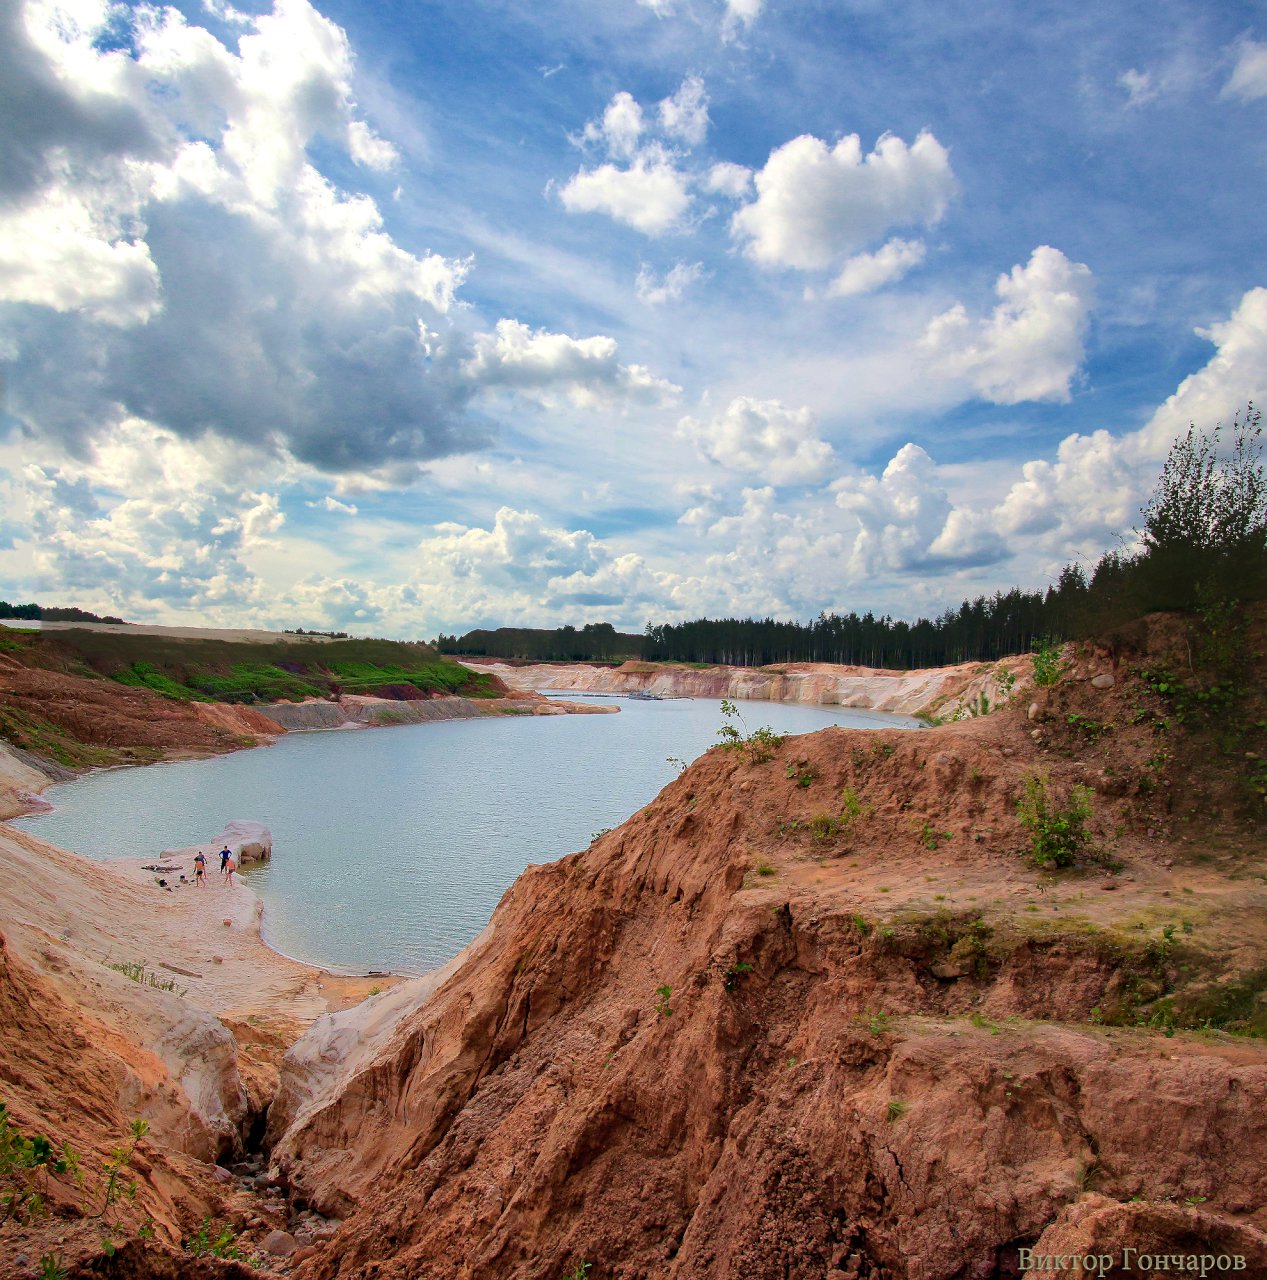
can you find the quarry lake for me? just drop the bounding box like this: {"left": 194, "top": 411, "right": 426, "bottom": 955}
{"left": 15, "top": 696, "right": 919, "bottom": 973}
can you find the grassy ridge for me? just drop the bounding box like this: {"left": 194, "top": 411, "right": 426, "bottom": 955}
{"left": 7, "top": 628, "right": 497, "bottom": 705}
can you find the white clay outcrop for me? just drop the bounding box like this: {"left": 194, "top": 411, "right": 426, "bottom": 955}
{"left": 164, "top": 819, "right": 272, "bottom": 865}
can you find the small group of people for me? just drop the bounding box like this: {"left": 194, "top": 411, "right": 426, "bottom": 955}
{"left": 192, "top": 845, "right": 237, "bottom": 887}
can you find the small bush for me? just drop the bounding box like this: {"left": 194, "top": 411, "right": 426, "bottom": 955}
{"left": 1031, "top": 639, "right": 1065, "bottom": 688}
{"left": 105, "top": 960, "right": 183, "bottom": 994}
{"left": 918, "top": 822, "right": 951, "bottom": 851}
{"left": 1017, "top": 774, "right": 1094, "bottom": 868}
{"left": 808, "top": 812, "right": 843, "bottom": 842}
{"left": 785, "top": 759, "right": 817, "bottom": 787}
{"left": 184, "top": 1218, "right": 242, "bottom": 1260}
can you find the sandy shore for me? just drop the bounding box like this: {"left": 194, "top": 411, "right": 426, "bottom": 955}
{"left": 0, "top": 812, "right": 392, "bottom": 1027}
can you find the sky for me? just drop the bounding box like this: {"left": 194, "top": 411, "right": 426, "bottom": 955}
{"left": 1, "top": 0, "right": 1266, "bottom": 639}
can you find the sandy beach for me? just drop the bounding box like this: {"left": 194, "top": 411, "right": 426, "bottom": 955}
{"left": 0, "top": 819, "right": 390, "bottom": 1023}
{"left": 0, "top": 738, "right": 397, "bottom": 1163}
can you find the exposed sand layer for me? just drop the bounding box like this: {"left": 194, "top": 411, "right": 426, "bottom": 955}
{"left": 252, "top": 692, "right": 617, "bottom": 732}
{"left": 0, "top": 820, "right": 387, "bottom": 1025}
{"left": 462, "top": 654, "right": 1026, "bottom": 717}
{"left": 8, "top": 620, "right": 351, "bottom": 644}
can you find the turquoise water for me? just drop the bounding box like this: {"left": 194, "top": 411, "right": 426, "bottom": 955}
{"left": 12, "top": 697, "right": 919, "bottom": 973}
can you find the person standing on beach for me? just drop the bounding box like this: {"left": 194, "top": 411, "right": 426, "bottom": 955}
{"left": 219, "top": 845, "right": 231, "bottom": 879}
{"left": 194, "top": 851, "right": 207, "bottom": 887}
{"left": 224, "top": 854, "right": 237, "bottom": 886}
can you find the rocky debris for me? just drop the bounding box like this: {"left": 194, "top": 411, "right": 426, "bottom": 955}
{"left": 1090, "top": 673, "right": 1116, "bottom": 689}
{"left": 264, "top": 1229, "right": 297, "bottom": 1257}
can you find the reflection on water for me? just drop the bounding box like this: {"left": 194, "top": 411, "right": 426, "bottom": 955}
{"left": 13, "top": 697, "right": 919, "bottom": 973}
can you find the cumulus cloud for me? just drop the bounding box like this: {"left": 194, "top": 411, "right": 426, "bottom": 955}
{"left": 557, "top": 145, "right": 692, "bottom": 235}
{"left": 463, "top": 319, "right": 680, "bottom": 407}
{"left": 2, "top": 0, "right": 680, "bottom": 483}
{"left": 658, "top": 75, "right": 709, "bottom": 147}
{"left": 0, "top": 0, "right": 158, "bottom": 203}
{"left": 921, "top": 246, "right": 1095, "bottom": 404}
{"left": 989, "top": 286, "right": 1267, "bottom": 549}
{"left": 1, "top": 0, "right": 484, "bottom": 475}
{"left": 678, "top": 397, "right": 836, "bottom": 485}
{"left": 559, "top": 78, "right": 711, "bottom": 235}
{"left": 635, "top": 260, "right": 704, "bottom": 305}
{"left": 826, "top": 237, "right": 926, "bottom": 297}
{"left": 833, "top": 444, "right": 1006, "bottom": 576}
{"left": 12, "top": 418, "right": 282, "bottom": 615}
{"left": 415, "top": 507, "right": 672, "bottom": 617}
{"left": 703, "top": 161, "right": 752, "bottom": 198}
{"left": 731, "top": 130, "right": 955, "bottom": 271}
{"left": 1133, "top": 286, "right": 1267, "bottom": 455}
{"left": 1222, "top": 39, "right": 1267, "bottom": 102}
{"left": 0, "top": 185, "right": 162, "bottom": 324}
{"left": 580, "top": 90, "right": 646, "bottom": 159}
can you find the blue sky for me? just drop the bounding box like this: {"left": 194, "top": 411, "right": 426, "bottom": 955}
{"left": 1, "top": 0, "right": 1265, "bottom": 636}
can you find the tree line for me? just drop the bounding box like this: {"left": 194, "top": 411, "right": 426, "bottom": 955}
{"left": 0, "top": 601, "right": 127, "bottom": 625}
{"left": 440, "top": 406, "right": 1265, "bottom": 671}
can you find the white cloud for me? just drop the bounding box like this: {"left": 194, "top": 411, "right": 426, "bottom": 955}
{"left": 582, "top": 90, "right": 645, "bottom": 159}
{"left": 921, "top": 246, "right": 1095, "bottom": 404}
{"left": 2, "top": 0, "right": 485, "bottom": 477}
{"left": 731, "top": 130, "right": 955, "bottom": 271}
{"left": 833, "top": 443, "right": 1006, "bottom": 576}
{"left": 4, "top": 0, "right": 690, "bottom": 484}
{"left": 1119, "top": 68, "right": 1158, "bottom": 108}
{"left": 558, "top": 143, "right": 692, "bottom": 235}
{"left": 826, "top": 237, "right": 926, "bottom": 297}
{"left": 721, "top": 0, "right": 763, "bottom": 41}
{"left": 678, "top": 396, "right": 836, "bottom": 485}
{"left": 990, "top": 286, "right": 1267, "bottom": 549}
{"left": 0, "top": 184, "right": 161, "bottom": 325}
{"left": 1133, "top": 286, "right": 1267, "bottom": 456}
{"left": 561, "top": 79, "right": 711, "bottom": 236}
{"left": 658, "top": 75, "right": 709, "bottom": 147}
{"left": 1222, "top": 38, "right": 1267, "bottom": 102}
{"left": 636, "top": 0, "right": 675, "bottom": 14}
{"left": 347, "top": 119, "right": 398, "bottom": 170}
{"left": 703, "top": 161, "right": 752, "bottom": 198}
{"left": 464, "top": 319, "right": 680, "bottom": 407}
{"left": 13, "top": 417, "right": 283, "bottom": 616}
{"left": 308, "top": 495, "right": 359, "bottom": 515}
{"left": 676, "top": 481, "right": 721, "bottom": 528}
{"left": 635, "top": 260, "right": 704, "bottom": 305}
{"left": 414, "top": 507, "right": 673, "bottom": 618}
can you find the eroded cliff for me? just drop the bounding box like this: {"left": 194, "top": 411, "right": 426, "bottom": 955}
{"left": 269, "top": 620, "right": 1267, "bottom": 1280}
{"left": 462, "top": 655, "right": 1023, "bottom": 719}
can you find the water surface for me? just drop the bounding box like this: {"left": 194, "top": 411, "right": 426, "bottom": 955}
{"left": 13, "top": 697, "right": 918, "bottom": 973}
